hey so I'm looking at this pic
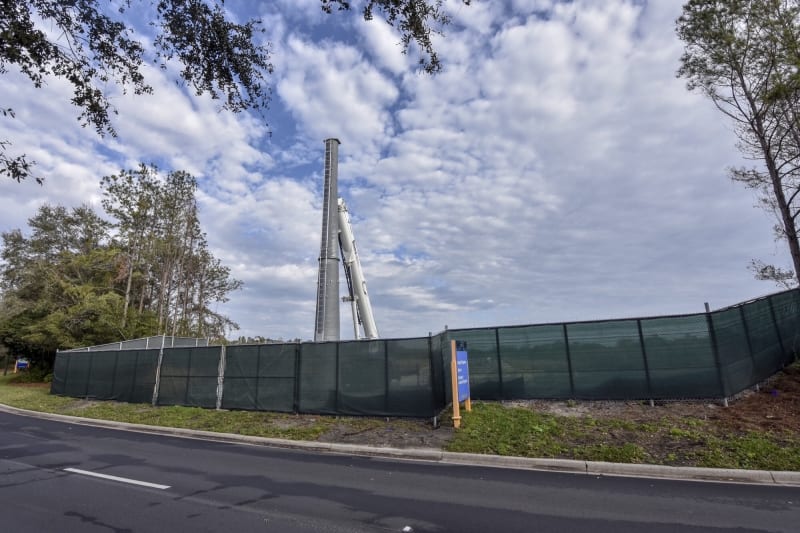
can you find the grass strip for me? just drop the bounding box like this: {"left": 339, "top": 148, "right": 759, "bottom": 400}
{"left": 0, "top": 374, "right": 334, "bottom": 441}
{"left": 445, "top": 402, "right": 800, "bottom": 471}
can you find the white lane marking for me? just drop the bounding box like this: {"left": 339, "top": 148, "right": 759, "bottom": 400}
{"left": 63, "top": 468, "right": 170, "bottom": 490}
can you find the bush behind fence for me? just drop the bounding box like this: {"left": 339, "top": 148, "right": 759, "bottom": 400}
{"left": 51, "top": 289, "right": 800, "bottom": 417}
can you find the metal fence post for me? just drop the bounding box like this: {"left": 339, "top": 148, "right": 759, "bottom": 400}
{"left": 63, "top": 352, "right": 72, "bottom": 394}
{"left": 767, "top": 296, "right": 787, "bottom": 359}
{"left": 151, "top": 337, "right": 166, "bottom": 406}
{"left": 562, "top": 324, "right": 575, "bottom": 397}
{"left": 494, "top": 328, "right": 505, "bottom": 400}
{"left": 254, "top": 345, "right": 263, "bottom": 411}
{"left": 110, "top": 351, "right": 120, "bottom": 399}
{"left": 293, "top": 343, "right": 301, "bottom": 413}
{"left": 704, "top": 309, "right": 728, "bottom": 406}
{"left": 427, "top": 333, "right": 438, "bottom": 419}
{"left": 216, "top": 345, "right": 226, "bottom": 410}
{"left": 384, "top": 340, "right": 390, "bottom": 414}
{"left": 184, "top": 348, "right": 193, "bottom": 405}
{"left": 334, "top": 342, "right": 340, "bottom": 413}
{"left": 84, "top": 351, "right": 94, "bottom": 399}
{"left": 130, "top": 350, "right": 139, "bottom": 401}
{"left": 738, "top": 305, "right": 757, "bottom": 384}
{"left": 636, "top": 319, "right": 653, "bottom": 405}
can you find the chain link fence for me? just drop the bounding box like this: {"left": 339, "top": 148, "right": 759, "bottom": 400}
{"left": 51, "top": 289, "right": 800, "bottom": 416}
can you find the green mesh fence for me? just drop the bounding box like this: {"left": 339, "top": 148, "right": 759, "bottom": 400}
{"left": 222, "top": 344, "right": 297, "bottom": 412}
{"left": 156, "top": 346, "right": 221, "bottom": 408}
{"left": 567, "top": 320, "right": 649, "bottom": 399}
{"left": 50, "top": 352, "right": 68, "bottom": 395}
{"left": 744, "top": 298, "right": 785, "bottom": 382}
{"left": 498, "top": 324, "right": 571, "bottom": 399}
{"left": 51, "top": 289, "right": 800, "bottom": 413}
{"left": 639, "top": 314, "right": 720, "bottom": 398}
{"left": 114, "top": 350, "right": 160, "bottom": 403}
{"left": 298, "top": 342, "right": 338, "bottom": 414}
{"left": 386, "top": 338, "right": 436, "bottom": 416}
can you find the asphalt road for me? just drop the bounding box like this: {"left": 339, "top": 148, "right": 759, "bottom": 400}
{"left": 0, "top": 410, "right": 798, "bottom": 533}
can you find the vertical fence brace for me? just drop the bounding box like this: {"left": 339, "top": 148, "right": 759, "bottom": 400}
{"left": 110, "top": 351, "right": 119, "bottom": 400}
{"left": 562, "top": 324, "right": 575, "bottom": 397}
{"left": 637, "top": 319, "right": 653, "bottom": 404}
{"left": 292, "top": 343, "right": 301, "bottom": 413}
{"left": 383, "top": 340, "right": 390, "bottom": 414}
{"left": 767, "top": 297, "right": 786, "bottom": 357}
{"left": 84, "top": 352, "right": 94, "bottom": 399}
{"left": 334, "top": 342, "right": 340, "bottom": 413}
{"left": 152, "top": 336, "right": 166, "bottom": 406}
{"left": 705, "top": 309, "right": 728, "bottom": 404}
{"left": 216, "top": 345, "right": 226, "bottom": 410}
{"left": 494, "top": 328, "right": 504, "bottom": 400}
{"left": 738, "top": 306, "right": 757, "bottom": 372}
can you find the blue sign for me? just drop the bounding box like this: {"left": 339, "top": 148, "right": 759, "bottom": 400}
{"left": 16, "top": 359, "right": 29, "bottom": 370}
{"left": 455, "top": 341, "right": 470, "bottom": 402}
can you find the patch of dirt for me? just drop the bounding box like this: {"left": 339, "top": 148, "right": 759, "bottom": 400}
{"left": 318, "top": 418, "right": 454, "bottom": 449}
{"left": 715, "top": 365, "right": 800, "bottom": 434}
{"left": 504, "top": 364, "right": 800, "bottom": 432}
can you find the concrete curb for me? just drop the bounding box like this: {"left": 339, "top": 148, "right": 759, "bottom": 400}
{"left": 2, "top": 403, "right": 799, "bottom": 487}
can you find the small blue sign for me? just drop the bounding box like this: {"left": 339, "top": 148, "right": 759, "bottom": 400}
{"left": 455, "top": 341, "right": 470, "bottom": 402}
{"left": 16, "top": 359, "right": 29, "bottom": 370}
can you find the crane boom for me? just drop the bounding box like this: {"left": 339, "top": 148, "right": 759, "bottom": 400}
{"left": 337, "top": 198, "right": 378, "bottom": 339}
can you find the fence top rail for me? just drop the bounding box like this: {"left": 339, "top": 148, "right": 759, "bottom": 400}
{"left": 438, "top": 288, "right": 799, "bottom": 336}
{"left": 58, "top": 336, "right": 210, "bottom": 353}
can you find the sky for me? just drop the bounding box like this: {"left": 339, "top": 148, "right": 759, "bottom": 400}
{"left": 0, "top": 0, "right": 791, "bottom": 342}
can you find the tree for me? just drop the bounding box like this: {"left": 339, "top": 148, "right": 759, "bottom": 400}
{"left": 0, "top": 174, "right": 244, "bottom": 367}
{"left": 1, "top": 0, "right": 470, "bottom": 183}
{"left": 100, "top": 164, "right": 243, "bottom": 338}
{"left": 100, "top": 164, "right": 160, "bottom": 329}
{"left": 677, "top": 0, "right": 800, "bottom": 287}
{"left": 0, "top": 204, "right": 138, "bottom": 367}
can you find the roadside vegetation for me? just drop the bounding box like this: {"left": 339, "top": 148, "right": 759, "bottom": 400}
{"left": 0, "top": 374, "right": 429, "bottom": 443}
{"left": 446, "top": 402, "right": 800, "bottom": 471}
{"left": 2, "top": 363, "right": 799, "bottom": 471}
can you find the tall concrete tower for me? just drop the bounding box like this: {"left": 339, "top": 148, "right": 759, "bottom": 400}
{"left": 314, "top": 138, "right": 341, "bottom": 341}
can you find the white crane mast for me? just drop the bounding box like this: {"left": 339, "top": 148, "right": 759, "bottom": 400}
{"left": 337, "top": 198, "right": 379, "bottom": 340}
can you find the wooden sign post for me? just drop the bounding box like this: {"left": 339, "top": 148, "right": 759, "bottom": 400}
{"left": 450, "top": 339, "right": 471, "bottom": 428}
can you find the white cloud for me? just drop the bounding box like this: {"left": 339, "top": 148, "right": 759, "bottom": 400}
{"left": 1, "top": 0, "right": 788, "bottom": 343}
{"left": 277, "top": 36, "right": 399, "bottom": 147}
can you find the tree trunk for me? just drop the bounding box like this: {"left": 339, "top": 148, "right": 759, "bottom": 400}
{"left": 121, "top": 252, "right": 134, "bottom": 329}
{"left": 756, "top": 116, "right": 800, "bottom": 285}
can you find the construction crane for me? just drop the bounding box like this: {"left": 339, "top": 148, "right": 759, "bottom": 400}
{"left": 337, "top": 198, "right": 379, "bottom": 340}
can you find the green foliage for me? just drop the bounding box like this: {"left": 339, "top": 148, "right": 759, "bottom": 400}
{"left": 8, "top": 366, "right": 50, "bottom": 384}
{"left": 446, "top": 402, "right": 800, "bottom": 470}
{"left": 0, "top": 170, "right": 242, "bottom": 364}
{"left": 321, "top": 0, "right": 471, "bottom": 74}
{"left": 100, "top": 165, "right": 243, "bottom": 338}
{"left": 2, "top": 0, "right": 467, "bottom": 183}
{"left": 695, "top": 432, "right": 800, "bottom": 471}
{"left": 577, "top": 443, "right": 648, "bottom": 464}
{"left": 0, "top": 205, "right": 130, "bottom": 367}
